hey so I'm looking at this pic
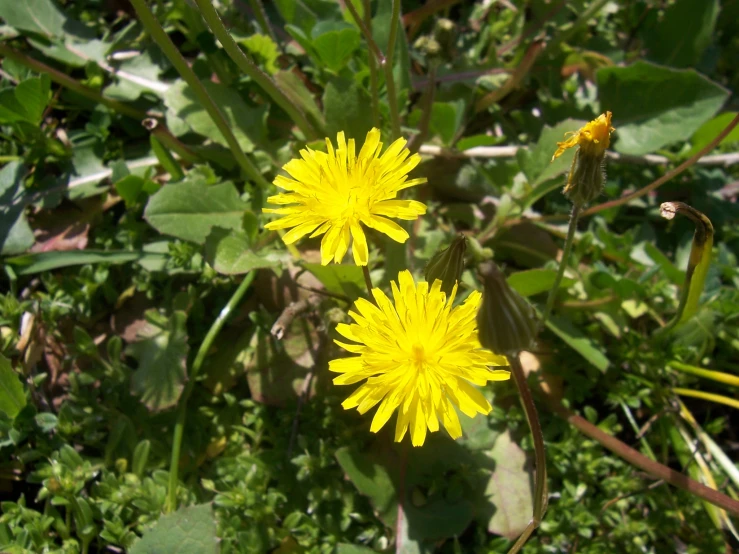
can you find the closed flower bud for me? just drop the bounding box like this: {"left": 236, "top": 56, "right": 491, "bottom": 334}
{"left": 425, "top": 235, "right": 467, "bottom": 296}
{"left": 551, "top": 112, "right": 615, "bottom": 207}
{"left": 476, "top": 261, "right": 537, "bottom": 355}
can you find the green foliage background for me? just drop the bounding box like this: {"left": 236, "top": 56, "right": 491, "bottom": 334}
{"left": 0, "top": 0, "right": 738, "bottom": 553}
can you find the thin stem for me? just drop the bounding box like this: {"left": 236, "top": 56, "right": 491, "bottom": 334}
{"left": 166, "top": 273, "right": 255, "bottom": 512}
{"left": 362, "top": 265, "right": 376, "bottom": 303}
{"left": 194, "top": 0, "right": 319, "bottom": 140}
{"left": 129, "top": 0, "right": 270, "bottom": 188}
{"left": 546, "top": 399, "right": 739, "bottom": 517}
{"left": 584, "top": 114, "right": 739, "bottom": 217}
{"left": 362, "top": 0, "right": 380, "bottom": 128}
{"left": 0, "top": 44, "right": 148, "bottom": 121}
{"left": 541, "top": 0, "right": 611, "bottom": 56}
{"left": 247, "top": 0, "right": 277, "bottom": 44}
{"left": 506, "top": 355, "right": 547, "bottom": 554}
{"left": 384, "top": 0, "right": 402, "bottom": 140}
{"left": 673, "top": 388, "right": 739, "bottom": 411}
{"left": 668, "top": 361, "right": 739, "bottom": 388}
{"left": 407, "top": 64, "right": 436, "bottom": 153}
{"left": 343, "top": 0, "right": 387, "bottom": 65}
{"left": 541, "top": 203, "right": 581, "bottom": 326}
{"left": 395, "top": 443, "right": 409, "bottom": 554}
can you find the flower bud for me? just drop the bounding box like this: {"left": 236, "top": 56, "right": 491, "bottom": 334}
{"left": 425, "top": 235, "right": 467, "bottom": 296}
{"left": 476, "top": 261, "right": 537, "bottom": 355}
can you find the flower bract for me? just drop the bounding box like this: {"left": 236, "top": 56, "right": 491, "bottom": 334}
{"left": 551, "top": 111, "right": 615, "bottom": 161}
{"left": 263, "top": 128, "right": 427, "bottom": 266}
{"left": 329, "top": 271, "right": 510, "bottom": 447}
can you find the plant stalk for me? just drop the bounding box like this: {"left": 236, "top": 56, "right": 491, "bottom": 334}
{"left": 668, "top": 361, "right": 739, "bottom": 388}
{"left": 193, "top": 0, "right": 319, "bottom": 140}
{"left": 362, "top": 265, "right": 376, "bottom": 304}
{"left": 673, "top": 388, "right": 739, "bottom": 411}
{"left": 128, "top": 0, "right": 270, "bottom": 188}
{"left": 506, "top": 355, "right": 547, "bottom": 554}
{"left": 166, "top": 273, "right": 255, "bottom": 512}
{"left": 541, "top": 203, "right": 581, "bottom": 326}
{"left": 362, "top": 0, "right": 380, "bottom": 128}
{"left": 384, "top": 0, "right": 402, "bottom": 140}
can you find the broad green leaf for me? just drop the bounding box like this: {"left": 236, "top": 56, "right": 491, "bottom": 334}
{"left": 507, "top": 268, "right": 576, "bottom": 297}
{"left": 409, "top": 101, "right": 465, "bottom": 147}
{"left": 546, "top": 315, "right": 610, "bottom": 372}
{"left": 481, "top": 430, "right": 534, "bottom": 539}
{"left": 0, "top": 76, "right": 52, "bottom": 125}
{"left": 4, "top": 250, "right": 164, "bottom": 275}
{"left": 516, "top": 118, "right": 586, "bottom": 188}
{"left": 644, "top": 0, "right": 719, "bottom": 68}
{"left": 128, "top": 311, "right": 189, "bottom": 412}
{"left": 686, "top": 112, "right": 739, "bottom": 157}
{"left": 103, "top": 50, "right": 170, "bottom": 101}
{"left": 204, "top": 228, "right": 285, "bottom": 275}
{"left": 313, "top": 28, "right": 361, "bottom": 73}
{"left": 144, "top": 179, "right": 249, "bottom": 244}
{"left": 129, "top": 504, "right": 218, "bottom": 554}
{"left": 0, "top": 0, "right": 93, "bottom": 40}
{"left": 164, "top": 80, "right": 267, "bottom": 153}
{"left": 0, "top": 161, "right": 34, "bottom": 255}
{"left": 597, "top": 61, "right": 730, "bottom": 155}
{"left": 323, "top": 76, "right": 373, "bottom": 142}
{"left": 114, "top": 175, "right": 160, "bottom": 207}
{"left": 302, "top": 262, "right": 366, "bottom": 299}
{"left": 643, "top": 243, "right": 684, "bottom": 285}
{"left": 0, "top": 354, "right": 26, "bottom": 419}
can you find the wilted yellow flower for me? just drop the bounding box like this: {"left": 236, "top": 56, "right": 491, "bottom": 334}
{"left": 329, "top": 270, "right": 510, "bottom": 447}
{"left": 263, "top": 128, "right": 427, "bottom": 266}
{"left": 551, "top": 111, "right": 615, "bottom": 206}
{"left": 551, "top": 111, "right": 615, "bottom": 161}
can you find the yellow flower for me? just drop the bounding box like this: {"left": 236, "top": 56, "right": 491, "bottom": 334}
{"left": 263, "top": 128, "right": 427, "bottom": 266}
{"left": 551, "top": 111, "right": 615, "bottom": 161}
{"left": 329, "top": 270, "right": 510, "bottom": 447}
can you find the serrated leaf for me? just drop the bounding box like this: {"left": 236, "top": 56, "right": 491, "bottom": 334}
{"left": 597, "top": 61, "right": 730, "bottom": 155}
{"left": 129, "top": 311, "right": 189, "bottom": 412}
{"left": 204, "top": 228, "right": 285, "bottom": 275}
{"left": 164, "top": 80, "right": 267, "bottom": 153}
{"left": 144, "top": 179, "right": 248, "bottom": 244}
{"left": 0, "top": 354, "right": 26, "bottom": 419}
{"left": 129, "top": 504, "right": 218, "bottom": 554}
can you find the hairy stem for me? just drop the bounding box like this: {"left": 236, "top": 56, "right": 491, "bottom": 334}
{"left": 506, "top": 355, "right": 548, "bottom": 554}
{"left": 194, "top": 0, "right": 320, "bottom": 139}
{"left": 166, "top": 273, "right": 255, "bottom": 512}
{"left": 541, "top": 203, "right": 581, "bottom": 326}
{"left": 129, "top": 0, "right": 270, "bottom": 188}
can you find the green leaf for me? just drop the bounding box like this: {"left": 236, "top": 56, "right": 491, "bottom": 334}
{"left": 4, "top": 250, "right": 164, "bottom": 275}
{"left": 0, "top": 0, "right": 93, "bottom": 40}
{"left": 336, "top": 545, "right": 377, "bottom": 554}
{"left": 103, "top": 50, "right": 170, "bottom": 101}
{"left": 516, "top": 118, "right": 586, "bottom": 188}
{"left": 480, "top": 430, "right": 534, "bottom": 539}
{"left": 686, "top": 112, "right": 739, "bottom": 157}
{"left": 507, "top": 268, "right": 577, "bottom": 297}
{"left": 323, "top": 76, "right": 373, "bottom": 142}
{"left": 144, "top": 179, "right": 249, "bottom": 244}
{"left": 0, "top": 354, "right": 26, "bottom": 420}
{"left": 274, "top": 70, "right": 326, "bottom": 132}
{"left": 204, "top": 228, "right": 285, "bottom": 275}
{"left": 644, "top": 0, "right": 719, "bottom": 68}
{"left": 545, "top": 315, "right": 610, "bottom": 372}
{"left": 0, "top": 161, "right": 34, "bottom": 255}
{"left": 129, "top": 504, "right": 218, "bottom": 554}
{"left": 597, "top": 61, "right": 730, "bottom": 155}
{"left": 239, "top": 34, "right": 280, "bottom": 75}
{"left": 0, "top": 76, "right": 52, "bottom": 125}
{"left": 313, "top": 28, "right": 361, "bottom": 73}
{"left": 302, "top": 262, "right": 366, "bottom": 299}
{"left": 128, "top": 311, "right": 189, "bottom": 412}
{"left": 372, "top": 0, "right": 411, "bottom": 96}
{"left": 164, "top": 80, "right": 267, "bottom": 153}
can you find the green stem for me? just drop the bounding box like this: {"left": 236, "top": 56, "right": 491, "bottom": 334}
{"left": 248, "top": 0, "right": 277, "bottom": 44}
{"left": 362, "top": 0, "right": 380, "bottom": 128}
{"left": 542, "top": 0, "right": 611, "bottom": 56}
{"left": 343, "top": 0, "right": 386, "bottom": 67}
{"left": 673, "top": 388, "right": 739, "bottom": 411}
{"left": 541, "top": 203, "right": 581, "bottom": 326}
{"left": 384, "top": 0, "right": 402, "bottom": 140}
{"left": 506, "top": 355, "right": 547, "bottom": 554}
{"left": 194, "top": 0, "right": 319, "bottom": 140}
{"left": 166, "top": 273, "right": 255, "bottom": 512}
{"left": 668, "top": 361, "right": 739, "bottom": 388}
{"left": 0, "top": 44, "right": 148, "bottom": 121}
{"left": 362, "top": 265, "right": 376, "bottom": 304}
{"left": 407, "top": 64, "right": 436, "bottom": 153}
{"left": 128, "top": 0, "right": 270, "bottom": 188}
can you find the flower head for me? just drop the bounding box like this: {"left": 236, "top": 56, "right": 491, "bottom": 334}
{"left": 263, "top": 128, "right": 427, "bottom": 266}
{"left": 551, "top": 111, "right": 615, "bottom": 161}
{"left": 329, "top": 270, "right": 510, "bottom": 447}
{"left": 551, "top": 111, "right": 615, "bottom": 206}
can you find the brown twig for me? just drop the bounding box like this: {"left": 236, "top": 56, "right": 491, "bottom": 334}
{"left": 270, "top": 295, "right": 321, "bottom": 340}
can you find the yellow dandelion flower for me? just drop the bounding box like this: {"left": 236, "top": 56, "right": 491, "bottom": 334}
{"left": 551, "top": 111, "right": 615, "bottom": 161}
{"left": 263, "top": 128, "right": 427, "bottom": 266}
{"left": 329, "top": 270, "right": 510, "bottom": 447}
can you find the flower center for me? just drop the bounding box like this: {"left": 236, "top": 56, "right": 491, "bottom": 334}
{"left": 411, "top": 343, "right": 426, "bottom": 366}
